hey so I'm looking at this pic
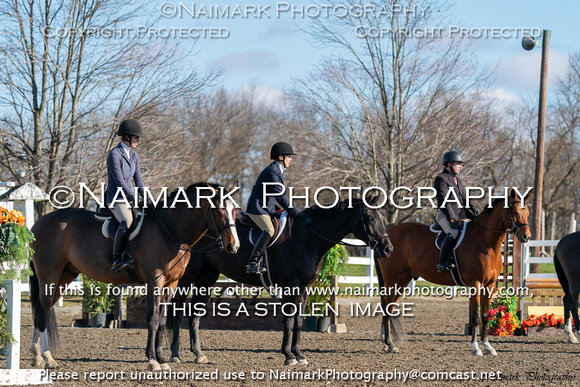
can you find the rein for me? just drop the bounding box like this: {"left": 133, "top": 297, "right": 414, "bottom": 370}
{"left": 148, "top": 205, "right": 228, "bottom": 254}
{"left": 295, "top": 204, "right": 381, "bottom": 250}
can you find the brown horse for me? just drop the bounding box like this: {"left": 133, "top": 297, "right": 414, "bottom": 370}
{"left": 29, "top": 182, "right": 240, "bottom": 371}
{"left": 376, "top": 189, "right": 532, "bottom": 356}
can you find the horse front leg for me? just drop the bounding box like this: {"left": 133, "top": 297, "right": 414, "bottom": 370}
{"left": 480, "top": 286, "right": 497, "bottom": 356}
{"left": 188, "top": 313, "right": 209, "bottom": 363}
{"left": 155, "top": 294, "right": 170, "bottom": 370}
{"left": 381, "top": 294, "right": 400, "bottom": 354}
{"left": 290, "top": 293, "right": 307, "bottom": 365}
{"left": 145, "top": 282, "right": 162, "bottom": 371}
{"left": 187, "top": 268, "right": 219, "bottom": 364}
{"left": 281, "top": 312, "right": 297, "bottom": 366}
{"left": 169, "top": 309, "right": 183, "bottom": 363}
{"left": 469, "top": 284, "right": 483, "bottom": 356}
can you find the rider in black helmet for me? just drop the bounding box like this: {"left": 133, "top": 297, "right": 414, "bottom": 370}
{"left": 105, "top": 119, "right": 146, "bottom": 273}
{"left": 433, "top": 151, "right": 468, "bottom": 273}
{"left": 245, "top": 142, "right": 311, "bottom": 275}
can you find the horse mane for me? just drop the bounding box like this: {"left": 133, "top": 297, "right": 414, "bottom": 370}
{"left": 302, "top": 198, "right": 361, "bottom": 216}
{"left": 161, "top": 182, "right": 222, "bottom": 208}
{"left": 481, "top": 197, "right": 508, "bottom": 215}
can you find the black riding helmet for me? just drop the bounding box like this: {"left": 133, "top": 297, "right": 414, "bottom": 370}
{"left": 442, "top": 151, "right": 465, "bottom": 166}
{"left": 270, "top": 142, "right": 296, "bottom": 160}
{"left": 117, "top": 119, "right": 146, "bottom": 138}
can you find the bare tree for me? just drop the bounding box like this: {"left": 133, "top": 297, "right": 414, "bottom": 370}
{"left": 287, "top": 0, "right": 508, "bottom": 223}
{"left": 0, "top": 0, "right": 215, "bottom": 212}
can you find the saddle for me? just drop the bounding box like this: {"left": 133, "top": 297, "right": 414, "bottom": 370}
{"left": 429, "top": 220, "right": 468, "bottom": 250}
{"left": 429, "top": 220, "right": 469, "bottom": 286}
{"left": 239, "top": 210, "right": 292, "bottom": 248}
{"left": 93, "top": 206, "right": 145, "bottom": 241}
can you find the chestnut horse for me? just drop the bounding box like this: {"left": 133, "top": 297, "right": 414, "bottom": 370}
{"left": 376, "top": 189, "right": 532, "bottom": 356}
{"left": 29, "top": 182, "right": 240, "bottom": 371}
{"left": 167, "top": 197, "right": 393, "bottom": 366}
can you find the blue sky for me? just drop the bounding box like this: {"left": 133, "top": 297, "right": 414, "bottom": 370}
{"left": 154, "top": 0, "right": 578, "bottom": 103}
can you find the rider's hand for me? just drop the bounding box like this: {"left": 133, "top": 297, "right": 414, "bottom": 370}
{"left": 296, "top": 212, "right": 312, "bottom": 225}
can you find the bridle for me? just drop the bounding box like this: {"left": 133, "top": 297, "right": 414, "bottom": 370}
{"left": 208, "top": 201, "right": 237, "bottom": 251}
{"left": 473, "top": 200, "right": 529, "bottom": 236}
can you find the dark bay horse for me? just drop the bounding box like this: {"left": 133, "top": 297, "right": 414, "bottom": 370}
{"left": 376, "top": 189, "right": 532, "bottom": 356}
{"left": 554, "top": 232, "right": 580, "bottom": 343}
{"left": 168, "top": 197, "right": 393, "bottom": 366}
{"left": 29, "top": 182, "right": 240, "bottom": 371}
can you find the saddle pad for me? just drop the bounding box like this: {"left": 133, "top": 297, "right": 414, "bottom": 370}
{"left": 249, "top": 211, "right": 288, "bottom": 248}
{"left": 99, "top": 211, "right": 145, "bottom": 241}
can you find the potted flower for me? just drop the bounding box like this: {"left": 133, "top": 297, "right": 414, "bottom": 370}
{"left": 81, "top": 274, "right": 115, "bottom": 327}
{"left": 0, "top": 206, "right": 34, "bottom": 348}
{"left": 304, "top": 244, "right": 348, "bottom": 332}
{"left": 487, "top": 290, "right": 521, "bottom": 336}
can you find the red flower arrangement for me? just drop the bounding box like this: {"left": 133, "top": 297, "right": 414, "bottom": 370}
{"left": 487, "top": 290, "right": 521, "bottom": 336}
{"left": 521, "top": 313, "right": 565, "bottom": 330}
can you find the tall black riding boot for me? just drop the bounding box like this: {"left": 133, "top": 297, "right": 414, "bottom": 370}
{"left": 436, "top": 233, "right": 456, "bottom": 273}
{"left": 246, "top": 231, "right": 272, "bottom": 274}
{"left": 111, "top": 221, "right": 131, "bottom": 273}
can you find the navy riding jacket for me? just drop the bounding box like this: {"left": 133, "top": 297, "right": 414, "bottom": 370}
{"left": 246, "top": 161, "right": 299, "bottom": 218}
{"left": 105, "top": 143, "right": 145, "bottom": 205}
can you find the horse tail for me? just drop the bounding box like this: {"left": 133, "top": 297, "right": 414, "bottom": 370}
{"left": 390, "top": 315, "right": 407, "bottom": 343}
{"left": 29, "top": 261, "right": 39, "bottom": 315}
{"left": 29, "top": 261, "right": 61, "bottom": 353}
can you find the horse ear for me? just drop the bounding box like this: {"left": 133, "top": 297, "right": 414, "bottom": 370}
{"left": 367, "top": 193, "right": 378, "bottom": 206}
{"left": 205, "top": 183, "right": 218, "bottom": 194}
{"left": 524, "top": 188, "right": 533, "bottom": 203}
{"left": 228, "top": 180, "right": 239, "bottom": 191}
{"left": 510, "top": 189, "right": 517, "bottom": 200}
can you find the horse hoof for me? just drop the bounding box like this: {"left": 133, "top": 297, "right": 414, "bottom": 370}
{"left": 195, "top": 355, "right": 209, "bottom": 364}
{"left": 569, "top": 337, "right": 579, "bottom": 344}
{"left": 297, "top": 358, "right": 308, "bottom": 365}
{"left": 44, "top": 360, "right": 58, "bottom": 369}
{"left": 149, "top": 360, "right": 162, "bottom": 371}
{"left": 484, "top": 348, "right": 498, "bottom": 356}
{"left": 169, "top": 356, "right": 181, "bottom": 363}
{"left": 32, "top": 356, "right": 43, "bottom": 368}
{"left": 284, "top": 359, "right": 298, "bottom": 366}
{"left": 384, "top": 346, "right": 399, "bottom": 354}
{"left": 472, "top": 350, "right": 483, "bottom": 356}
{"left": 160, "top": 363, "right": 171, "bottom": 371}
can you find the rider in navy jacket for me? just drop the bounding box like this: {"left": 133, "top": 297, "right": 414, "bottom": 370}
{"left": 106, "top": 119, "right": 146, "bottom": 273}
{"left": 245, "top": 142, "right": 311, "bottom": 274}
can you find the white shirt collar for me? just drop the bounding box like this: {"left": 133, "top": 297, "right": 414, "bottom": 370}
{"left": 120, "top": 141, "right": 131, "bottom": 158}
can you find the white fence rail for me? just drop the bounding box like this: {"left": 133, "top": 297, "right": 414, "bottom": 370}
{"left": 522, "top": 240, "right": 559, "bottom": 284}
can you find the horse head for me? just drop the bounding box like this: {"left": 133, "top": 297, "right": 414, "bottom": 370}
{"left": 353, "top": 195, "right": 393, "bottom": 258}
{"left": 206, "top": 181, "right": 240, "bottom": 254}
{"left": 507, "top": 188, "right": 532, "bottom": 243}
